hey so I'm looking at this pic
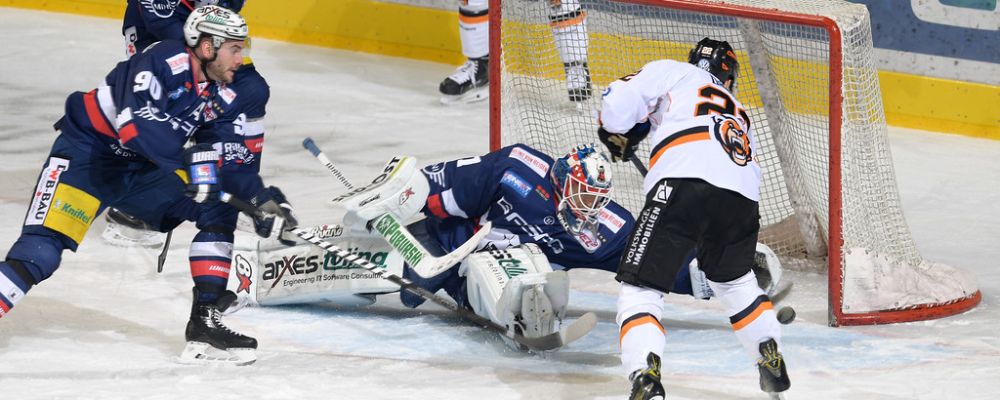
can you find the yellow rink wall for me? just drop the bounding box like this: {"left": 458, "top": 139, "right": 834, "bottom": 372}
{"left": 1, "top": 0, "right": 996, "bottom": 139}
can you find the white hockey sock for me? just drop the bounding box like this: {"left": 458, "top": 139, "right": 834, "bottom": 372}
{"left": 617, "top": 282, "right": 666, "bottom": 377}
{"left": 459, "top": 1, "right": 489, "bottom": 59}
{"left": 549, "top": 0, "right": 588, "bottom": 64}
{"left": 708, "top": 271, "right": 782, "bottom": 361}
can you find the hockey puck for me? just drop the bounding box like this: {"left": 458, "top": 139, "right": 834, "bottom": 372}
{"left": 776, "top": 306, "right": 796, "bottom": 324}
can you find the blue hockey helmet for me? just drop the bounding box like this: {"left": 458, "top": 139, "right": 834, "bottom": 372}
{"left": 550, "top": 144, "right": 613, "bottom": 234}
{"left": 688, "top": 37, "right": 739, "bottom": 92}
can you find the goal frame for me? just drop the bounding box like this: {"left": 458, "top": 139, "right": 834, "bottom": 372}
{"left": 488, "top": 0, "right": 981, "bottom": 326}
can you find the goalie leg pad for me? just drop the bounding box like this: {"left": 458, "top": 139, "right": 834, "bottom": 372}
{"left": 462, "top": 244, "right": 568, "bottom": 344}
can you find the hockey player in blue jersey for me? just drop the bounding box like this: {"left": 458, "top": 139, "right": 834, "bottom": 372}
{"left": 103, "top": 0, "right": 294, "bottom": 365}
{"left": 0, "top": 6, "right": 258, "bottom": 362}
{"left": 329, "top": 143, "right": 631, "bottom": 343}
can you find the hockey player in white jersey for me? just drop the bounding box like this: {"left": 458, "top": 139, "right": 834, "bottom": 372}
{"left": 598, "top": 38, "right": 790, "bottom": 399}
{"left": 440, "top": 0, "right": 591, "bottom": 104}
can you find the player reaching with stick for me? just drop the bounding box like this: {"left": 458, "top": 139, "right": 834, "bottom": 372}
{"left": 598, "top": 38, "right": 791, "bottom": 399}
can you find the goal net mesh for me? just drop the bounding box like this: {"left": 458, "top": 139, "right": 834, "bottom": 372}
{"left": 493, "top": 0, "right": 979, "bottom": 325}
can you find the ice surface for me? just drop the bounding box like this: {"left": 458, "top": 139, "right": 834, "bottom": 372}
{"left": 0, "top": 8, "right": 998, "bottom": 400}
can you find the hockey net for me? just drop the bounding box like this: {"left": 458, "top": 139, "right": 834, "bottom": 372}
{"left": 489, "top": 0, "right": 981, "bottom": 326}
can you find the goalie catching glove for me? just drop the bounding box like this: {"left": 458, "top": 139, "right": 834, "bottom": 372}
{"left": 597, "top": 120, "right": 650, "bottom": 162}
{"left": 249, "top": 186, "right": 298, "bottom": 245}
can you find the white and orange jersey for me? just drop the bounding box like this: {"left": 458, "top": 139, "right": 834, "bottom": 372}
{"left": 600, "top": 59, "right": 761, "bottom": 202}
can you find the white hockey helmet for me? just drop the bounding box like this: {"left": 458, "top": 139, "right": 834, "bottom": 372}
{"left": 183, "top": 5, "right": 249, "bottom": 49}
{"left": 550, "top": 144, "right": 613, "bottom": 234}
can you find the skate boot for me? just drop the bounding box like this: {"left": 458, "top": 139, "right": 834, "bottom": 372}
{"left": 564, "top": 61, "right": 592, "bottom": 102}
{"left": 101, "top": 207, "right": 167, "bottom": 248}
{"left": 757, "top": 338, "right": 791, "bottom": 397}
{"left": 439, "top": 56, "right": 489, "bottom": 105}
{"left": 179, "top": 289, "right": 258, "bottom": 365}
{"left": 629, "top": 353, "right": 665, "bottom": 400}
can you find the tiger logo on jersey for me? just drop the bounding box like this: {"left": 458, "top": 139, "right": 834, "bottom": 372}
{"left": 712, "top": 115, "right": 752, "bottom": 166}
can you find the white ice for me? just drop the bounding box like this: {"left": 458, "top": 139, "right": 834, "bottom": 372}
{"left": 0, "top": 8, "right": 998, "bottom": 400}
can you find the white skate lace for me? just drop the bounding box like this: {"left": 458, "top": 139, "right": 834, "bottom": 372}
{"left": 209, "top": 308, "right": 245, "bottom": 337}
{"left": 447, "top": 59, "right": 478, "bottom": 85}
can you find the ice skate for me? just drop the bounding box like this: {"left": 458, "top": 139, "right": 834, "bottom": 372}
{"left": 564, "top": 61, "right": 592, "bottom": 102}
{"left": 629, "top": 353, "right": 665, "bottom": 400}
{"left": 439, "top": 57, "right": 489, "bottom": 105}
{"left": 757, "top": 338, "right": 790, "bottom": 398}
{"left": 179, "top": 289, "right": 257, "bottom": 366}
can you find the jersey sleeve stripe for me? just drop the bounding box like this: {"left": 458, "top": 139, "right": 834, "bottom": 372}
{"left": 426, "top": 193, "right": 449, "bottom": 219}
{"left": 441, "top": 189, "right": 469, "bottom": 218}
{"left": 117, "top": 123, "right": 139, "bottom": 144}
{"left": 244, "top": 136, "right": 264, "bottom": 153}
{"left": 648, "top": 126, "right": 710, "bottom": 170}
{"left": 83, "top": 90, "right": 117, "bottom": 139}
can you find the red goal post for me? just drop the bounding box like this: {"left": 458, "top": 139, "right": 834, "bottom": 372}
{"left": 488, "top": 0, "right": 980, "bottom": 326}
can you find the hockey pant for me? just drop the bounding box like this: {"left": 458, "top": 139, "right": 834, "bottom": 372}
{"left": 615, "top": 178, "right": 781, "bottom": 374}
{"left": 0, "top": 133, "right": 191, "bottom": 317}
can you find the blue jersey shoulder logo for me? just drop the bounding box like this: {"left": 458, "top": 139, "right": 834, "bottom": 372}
{"left": 500, "top": 171, "right": 532, "bottom": 198}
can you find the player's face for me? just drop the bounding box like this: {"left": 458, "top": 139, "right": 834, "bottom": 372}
{"left": 206, "top": 40, "right": 245, "bottom": 84}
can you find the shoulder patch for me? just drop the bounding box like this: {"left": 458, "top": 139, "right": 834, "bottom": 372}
{"left": 509, "top": 146, "right": 549, "bottom": 177}
{"left": 166, "top": 53, "right": 190, "bottom": 76}
{"left": 598, "top": 207, "right": 627, "bottom": 234}
{"left": 219, "top": 87, "right": 237, "bottom": 104}
{"left": 500, "top": 171, "right": 532, "bottom": 198}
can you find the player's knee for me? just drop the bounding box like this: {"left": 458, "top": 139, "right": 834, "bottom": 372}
{"left": 5, "top": 234, "right": 67, "bottom": 284}
{"left": 616, "top": 283, "right": 664, "bottom": 325}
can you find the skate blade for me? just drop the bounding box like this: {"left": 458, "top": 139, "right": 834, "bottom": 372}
{"left": 440, "top": 87, "right": 488, "bottom": 105}
{"left": 178, "top": 341, "right": 256, "bottom": 366}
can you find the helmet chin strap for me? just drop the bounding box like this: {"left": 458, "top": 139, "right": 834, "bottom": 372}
{"left": 193, "top": 37, "right": 221, "bottom": 83}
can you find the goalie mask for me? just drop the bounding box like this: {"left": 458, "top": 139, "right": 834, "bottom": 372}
{"left": 550, "top": 145, "right": 613, "bottom": 234}
{"left": 688, "top": 37, "right": 739, "bottom": 93}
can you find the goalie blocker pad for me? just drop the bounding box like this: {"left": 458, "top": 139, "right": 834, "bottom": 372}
{"left": 228, "top": 224, "right": 405, "bottom": 307}
{"left": 335, "top": 156, "right": 430, "bottom": 231}
{"left": 461, "top": 244, "right": 570, "bottom": 339}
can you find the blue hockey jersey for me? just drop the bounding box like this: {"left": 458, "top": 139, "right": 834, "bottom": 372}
{"left": 122, "top": 0, "right": 245, "bottom": 57}
{"left": 60, "top": 40, "right": 220, "bottom": 173}
{"left": 420, "top": 144, "right": 634, "bottom": 272}
{"left": 195, "top": 64, "right": 269, "bottom": 198}
{"left": 121, "top": 0, "right": 265, "bottom": 198}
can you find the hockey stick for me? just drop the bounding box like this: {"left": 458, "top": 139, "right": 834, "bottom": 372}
{"left": 156, "top": 230, "right": 173, "bottom": 273}
{"left": 302, "top": 137, "right": 355, "bottom": 190}
{"left": 627, "top": 157, "right": 796, "bottom": 324}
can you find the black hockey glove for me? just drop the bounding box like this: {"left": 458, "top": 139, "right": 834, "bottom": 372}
{"left": 598, "top": 120, "right": 650, "bottom": 162}
{"left": 183, "top": 143, "right": 222, "bottom": 204}
{"left": 249, "top": 186, "right": 299, "bottom": 246}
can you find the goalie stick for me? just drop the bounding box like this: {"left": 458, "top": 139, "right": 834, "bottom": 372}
{"left": 292, "top": 226, "right": 597, "bottom": 351}
{"left": 627, "top": 156, "right": 796, "bottom": 324}
{"left": 302, "top": 137, "right": 355, "bottom": 190}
